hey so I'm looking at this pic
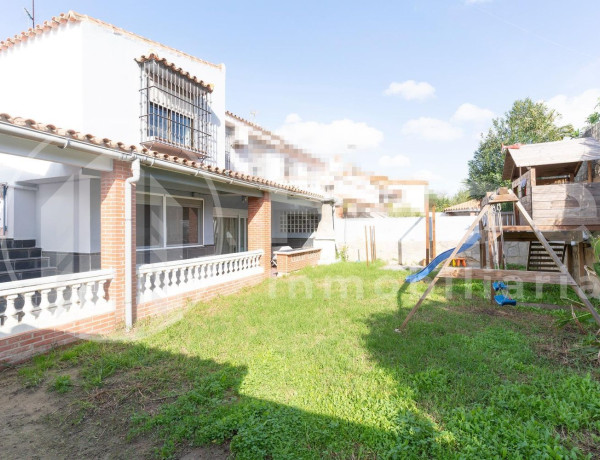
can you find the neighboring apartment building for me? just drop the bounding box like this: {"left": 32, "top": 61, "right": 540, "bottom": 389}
{"left": 225, "top": 112, "right": 428, "bottom": 217}
{"left": 0, "top": 11, "right": 331, "bottom": 363}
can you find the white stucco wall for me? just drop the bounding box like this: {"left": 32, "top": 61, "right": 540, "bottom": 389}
{"left": 37, "top": 178, "right": 96, "bottom": 253}
{"left": 0, "top": 19, "right": 227, "bottom": 167}
{"left": 13, "top": 187, "right": 37, "bottom": 240}
{"left": 0, "top": 152, "right": 89, "bottom": 242}
{"left": 335, "top": 215, "right": 529, "bottom": 266}
{"left": 335, "top": 215, "right": 477, "bottom": 265}
{"left": 0, "top": 23, "right": 84, "bottom": 126}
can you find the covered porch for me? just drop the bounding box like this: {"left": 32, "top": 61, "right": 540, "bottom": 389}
{"left": 0, "top": 116, "right": 329, "bottom": 361}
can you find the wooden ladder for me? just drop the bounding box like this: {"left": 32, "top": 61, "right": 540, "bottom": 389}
{"left": 527, "top": 241, "right": 566, "bottom": 272}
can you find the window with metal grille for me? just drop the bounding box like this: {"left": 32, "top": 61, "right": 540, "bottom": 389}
{"left": 279, "top": 211, "right": 320, "bottom": 234}
{"left": 225, "top": 126, "right": 233, "bottom": 170}
{"left": 139, "top": 58, "right": 214, "bottom": 163}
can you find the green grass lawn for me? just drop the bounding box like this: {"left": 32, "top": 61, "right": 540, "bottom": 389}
{"left": 15, "top": 262, "right": 600, "bottom": 458}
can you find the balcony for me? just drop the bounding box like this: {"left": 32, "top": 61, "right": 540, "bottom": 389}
{"left": 139, "top": 57, "right": 215, "bottom": 164}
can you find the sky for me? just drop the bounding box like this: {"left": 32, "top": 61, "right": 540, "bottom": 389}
{"left": 2, "top": 0, "right": 600, "bottom": 194}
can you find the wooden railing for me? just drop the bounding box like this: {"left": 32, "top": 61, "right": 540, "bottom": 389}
{"left": 137, "top": 250, "right": 263, "bottom": 303}
{"left": 0, "top": 269, "right": 114, "bottom": 338}
{"left": 500, "top": 212, "right": 515, "bottom": 226}
{"left": 530, "top": 182, "right": 600, "bottom": 226}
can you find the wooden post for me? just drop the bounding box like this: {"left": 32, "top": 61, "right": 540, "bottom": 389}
{"left": 397, "top": 204, "right": 490, "bottom": 331}
{"left": 369, "top": 226, "right": 374, "bottom": 262}
{"left": 479, "top": 219, "right": 486, "bottom": 269}
{"left": 431, "top": 205, "right": 436, "bottom": 259}
{"left": 498, "top": 230, "right": 504, "bottom": 268}
{"left": 530, "top": 167, "right": 536, "bottom": 186}
{"left": 372, "top": 226, "right": 377, "bottom": 262}
{"left": 515, "top": 199, "right": 600, "bottom": 328}
{"left": 364, "top": 226, "right": 369, "bottom": 266}
{"left": 577, "top": 242, "right": 586, "bottom": 279}
{"left": 566, "top": 243, "right": 574, "bottom": 276}
{"left": 486, "top": 207, "right": 495, "bottom": 304}
{"left": 369, "top": 226, "right": 372, "bottom": 262}
{"left": 424, "top": 193, "right": 430, "bottom": 266}
{"left": 588, "top": 162, "right": 593, "bottom": 183}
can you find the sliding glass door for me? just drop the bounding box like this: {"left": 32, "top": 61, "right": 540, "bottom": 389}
{"left": 213, "top": 215, "right": 248, "bottom": 255}
{"left": 136, "top": 192, "right": 204, "bottom": 250}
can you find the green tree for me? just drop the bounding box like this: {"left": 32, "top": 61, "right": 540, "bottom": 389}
{"left": 585, "top": 97, "right": 600, "bottom": 126}
{"left": 429, "top": 188, "right": 472, "bottom": 210}
{"left": 465, "top": 98, "right": 575, "bottom": 198}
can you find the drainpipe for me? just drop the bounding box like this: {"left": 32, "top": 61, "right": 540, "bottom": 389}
{"left": 125, "top": 158, "right": 141, "bottom": 330}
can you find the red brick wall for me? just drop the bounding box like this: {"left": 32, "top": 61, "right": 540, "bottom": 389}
{"left": 248, "top": 192, "right": 271, "bottom": 277}
{"left": 277, "top": 248, "right": 322, "bottom": 274}
{"left": 100, "top": 160, "right": 136, "bottom": 325}
{"left": 136, "top": 272, "right": 265, "bottom": 321}
{"left": 0, "top": 311, "right": 116, "bottom": 364}
{"left": 1, "top": 168, "right": 276, "bottom": 364}
{"left": 0, "top": 272, "right": 266, "bottom": 365}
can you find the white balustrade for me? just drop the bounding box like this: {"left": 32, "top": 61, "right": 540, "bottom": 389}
{"left": 137, "top": 250, "right": 263, "bottom": 303}
{"left": 0, "top": 269, "right": 114, "bottom": 338}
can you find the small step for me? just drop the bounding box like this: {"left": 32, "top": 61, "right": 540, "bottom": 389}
{"left": 529, "top": 257, "right": 560, "bottom": 265}
{"left": 0, "top": 267, "right": 57, "bottom": 283}
{"left": 0, "top": 238, "right": 37, "bottom": 249}
{"left": 0, "top": 247, "right": 42, "bottom": 260}
{"left": 0, "top": 257, "right": 47, "bottom": 272}
{"left": 527, "top": 241, "right": 566, "bottom": 272}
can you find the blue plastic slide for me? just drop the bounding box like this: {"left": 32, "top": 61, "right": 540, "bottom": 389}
{"left": 405, "top": 232, "right": 481, "bottom": 283}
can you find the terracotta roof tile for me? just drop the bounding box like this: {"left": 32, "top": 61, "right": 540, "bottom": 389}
{"left": 0, "top": 112, "right": 323, "bottom": 199}
{"left": 1, "top": 11, "right": 223, "bottom": 71}
{"left": 135, "top": 53, "right": 214, "bottom": 93}
{"left": 444, "top": 199, "right": 481, "bottom": 213}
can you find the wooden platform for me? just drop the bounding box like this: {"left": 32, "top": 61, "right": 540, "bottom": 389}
{"left": 500, "top": 226, "right": 597, "bottom": 242}
{"left": 438, "top": 267, "right": 576, "bottom": 285}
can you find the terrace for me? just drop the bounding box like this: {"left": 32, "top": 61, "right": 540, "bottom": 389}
{"left": 0, "top": 116, "right": 328, "bottom": 360}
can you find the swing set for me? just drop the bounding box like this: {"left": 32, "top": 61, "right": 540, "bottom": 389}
{"left": 488, "top": 202, "right": 517, "bottom": 306}
{"left": 398, "top": 187, "right": 600, "bottom": 331}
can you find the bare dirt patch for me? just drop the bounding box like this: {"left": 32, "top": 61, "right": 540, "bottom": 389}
{"left": 0, "top": 364, "right": 229, "bottom": 459}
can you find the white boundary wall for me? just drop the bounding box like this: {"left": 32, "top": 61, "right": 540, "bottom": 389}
{"left": 335, "top": 215, "right": 529, "bottom": 266}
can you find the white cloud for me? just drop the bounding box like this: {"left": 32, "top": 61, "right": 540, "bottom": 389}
{"left": 401, "top": 117, "right": 463, "bottom": 141}
{"left": 384, "top": 80, "right": 436, "bottom": 101}
{"left": 545, "top": 88, "right": 600, "bottom": 128}
{"left": 277, "top": 115, "right": 384, "bottom": 156}
{"left": 284, "top": 113, "right": 302, "bottom": 123}
{"left": 451, "top": 103, "right": 495, "bottom": 124}
{"left": 412, "top": 169, "right": 442, "bottom": 182}
{"left": 377, "top": 154, "right": 411, "bottom": 168}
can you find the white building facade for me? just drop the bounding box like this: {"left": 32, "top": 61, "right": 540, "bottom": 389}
{"left": 0, "top": 11, "right": 327, "bottom": 363}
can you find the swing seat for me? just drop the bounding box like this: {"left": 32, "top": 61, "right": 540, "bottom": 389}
{"left": 493, "top": 281, "right": 508, "bottom": 291}
{"left": 494, "top": 294, "right": 517, "bottom": 306}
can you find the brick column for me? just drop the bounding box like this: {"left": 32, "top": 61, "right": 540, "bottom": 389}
{"left": 248, "top": 192, "right": 271, "bottom": 277}
{"left": 101, "top": 160, "right": 136, "bottom": 325}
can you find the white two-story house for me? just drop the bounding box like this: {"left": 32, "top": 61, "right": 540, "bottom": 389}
{"left": 0, "top": 11, "right": 330, "bottom": 363}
